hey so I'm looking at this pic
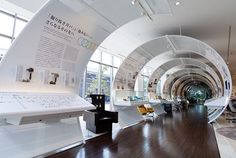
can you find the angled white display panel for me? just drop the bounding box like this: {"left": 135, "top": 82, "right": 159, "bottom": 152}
{"left": 0, "top": 92, "right": 94, "bottom": 125}
{"left": 112, "top": 90, "right": 147, "bottom": 128}
{"left": 114, "top": 105, "right": 145, "bottom": 128}
{"left": 149, "top": 100, "right": 166, "bottom": 115}
{"left": 0, "top": 0, "right": 115, "bottom": 157}
{"left": 204, "top": 96, "right": 229, "bottom": 109}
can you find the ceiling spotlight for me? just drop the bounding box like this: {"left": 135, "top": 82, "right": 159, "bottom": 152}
{"left": 175, "top": 1, "right": 181, "bottom": 6}
{"left": 131, "top": 0, "right": 138, "bottom": 5}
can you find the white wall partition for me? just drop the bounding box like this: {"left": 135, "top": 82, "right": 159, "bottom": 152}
{"left": 0, "top": 0, "right": 111, "bottom": 157}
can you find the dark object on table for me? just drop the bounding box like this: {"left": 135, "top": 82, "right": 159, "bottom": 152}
{"left": 162, "top": 103, "right": 172, "bottom": 114}
{"left": 83, "top": 94, "right": 118, "bottom": 134}
{"left": 22, "top": 67, "right": 34, "bottom": 82}
{"left": 49, "top": 73, "right": 59, "bottom": 85}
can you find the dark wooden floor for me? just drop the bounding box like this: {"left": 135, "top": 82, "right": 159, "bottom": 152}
{"left": 48, "top": 105, "right": 220, "bottom": 158}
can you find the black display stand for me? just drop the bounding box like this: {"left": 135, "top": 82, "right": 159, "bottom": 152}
{"left": 163, "top": 103, "right": 172, "bottom": 114}
{"left": 83, "top": 94, "right": 118, "bottom": 134}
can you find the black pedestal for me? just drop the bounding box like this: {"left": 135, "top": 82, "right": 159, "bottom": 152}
{"left": 163, "top": 103, "right": 172, "bottom": 113}
{"left": 83, "top": 94, "right": 118, "bottom": 134}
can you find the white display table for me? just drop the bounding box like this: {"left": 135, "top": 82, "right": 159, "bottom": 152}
{"left": 113, "top": 100, "right": 148, "bottom": 128}
{"left": 0, "top": 92, "right": 95, "bottom": 158}
{"left": 149, "top": 100, "right": 166, "bottom": 115}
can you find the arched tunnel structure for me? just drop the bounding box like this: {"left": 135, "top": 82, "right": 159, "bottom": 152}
{"left": 112, "top": 35, "right": 231, "bottom": 124}
{"left": 148, "top": 58, "right": 222, "bottom": 97}
{"left": 0, "top": 0, "right": 234, "bottom": 157}
{"left": 0, "top": 0, "right": 232, "bottom": 128}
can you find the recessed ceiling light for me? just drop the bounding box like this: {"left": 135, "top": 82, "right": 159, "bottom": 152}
{"left": 175, "top": 1, "right": 181, "bottom": 6}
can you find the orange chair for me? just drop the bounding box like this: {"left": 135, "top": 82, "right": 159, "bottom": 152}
{"left": 146, "top": 107, "right": 154, "bottom": 113}
{"left": 137, "top": 105, "right": 148, "bottom": 115}
{"left": 137, "top": 104, "right": 155, "bottom": 117}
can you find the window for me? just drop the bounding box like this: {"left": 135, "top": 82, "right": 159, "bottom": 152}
{"left": 80, "top": 50, "right": 122, "bottom": 106}
{"left": 0, "top": 12, "right": 14, "bottom": 36}
{"left": 113, "top": 67, "right": 118, "bottom": 79}
{"left": 113, "top": 56, "right": 121, "bottom": 67}
{"left": 83, "top": 51, "right": 122, "bottom": 96}
{"left": 102, "top": 52, "right": 112, "bottom": 65}
{"left": 143, "top": 76, "right": 149, "bottom": 97}
{"left": 101, "top": 65, "right": 111, "bottom": 103}
{"left": 79, "top": 70, "right": 86, "bottom": 98}
{"left": 90, "top": 50, "right": 101, "bottom": 62}
{"left": 14, "top": 19, "right": 27, "bottom": 38}
{"left": 156, "top": 81, "right": 161, "bottom": 96}
{"left": 0, "top": 37, "right": 10, "bottom": 61}
{"left": 0, "top": 36, "right": 11, "bottom": 50}
{"left": 0, "top": 9, "right": 28, "bottom": 62}
{"left": 86, "top": 61, "right": 100, "bottom": 96}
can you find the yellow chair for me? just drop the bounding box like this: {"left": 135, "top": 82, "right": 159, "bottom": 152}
{"left": 137, "top": 105, "right": 148, "bottom": 115}
{"left": 137, "top": 104, "right": 155, "bottom": 116}
{"left": 146, "top": 107, "right": 154, "bottom": 113}
{"left": 145, "top": 104, "right": 154, "bottom": 113}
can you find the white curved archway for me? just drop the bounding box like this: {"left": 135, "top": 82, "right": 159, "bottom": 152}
{"left": 162, "top": 70, "right": 217, "bottom": 99}
{"left": 112, "top": 35, "right": 231, "bottom": 123}
{"left": 147, "top": 58, "right": 222, "bottom": 95}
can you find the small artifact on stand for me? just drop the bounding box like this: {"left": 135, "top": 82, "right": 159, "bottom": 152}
{"left": 22, "top": 67, "right": 34, "bottom": 82}
{"left": 49, "top": 73, "right": 59, "bottom": 85}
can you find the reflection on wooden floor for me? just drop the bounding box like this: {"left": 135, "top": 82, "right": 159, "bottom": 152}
{"left": 48, "top": 105, "right": 220, "bottom": 158}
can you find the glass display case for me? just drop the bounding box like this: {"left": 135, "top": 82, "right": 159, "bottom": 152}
{"left": 114, "top": 90, "right": 148, "bottom": 106}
